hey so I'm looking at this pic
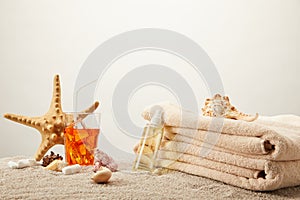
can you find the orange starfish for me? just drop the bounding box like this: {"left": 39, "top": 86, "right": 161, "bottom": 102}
{"left": 4, "top": 75, "right": 99, "bottom": 161}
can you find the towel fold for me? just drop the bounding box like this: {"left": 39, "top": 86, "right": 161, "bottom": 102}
{"left": 140, "top": 102, "right": 300, "bottom": 191}
{"left": 156, "top": 155, "right": 300, "bottom": 191}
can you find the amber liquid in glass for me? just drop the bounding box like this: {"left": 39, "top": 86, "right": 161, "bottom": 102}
{"left": 64, "top": 125, "right": 100, "bottom": 165}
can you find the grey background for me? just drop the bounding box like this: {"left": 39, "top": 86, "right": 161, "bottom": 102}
{"left": 0, "top": 0, "right": 299, "bottom": 158}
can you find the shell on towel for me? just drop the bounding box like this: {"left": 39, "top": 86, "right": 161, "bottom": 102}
{"left": 202, "top": 94, "right": 258, "bottom": 122}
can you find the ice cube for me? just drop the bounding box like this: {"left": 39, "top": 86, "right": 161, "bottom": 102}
{"left": 75, "top": 130, "right": 89, "bottom": 142}
{"left": 65, "top": 132, "right": 74, "bottom": 142}
{"left": 79, "top": 144, "right": 86, "bottom": 155}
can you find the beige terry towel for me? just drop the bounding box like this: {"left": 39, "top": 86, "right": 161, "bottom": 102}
{"left": 141, "top": 102, "right": 300, "bottom": 191}
{"left": 156, "top": 141, "right": 300, "bottom": 191}
{"left": 143, "top": 103, "right": 300, "bottom": 161}
{"left": 156, "top": 153, "right": 300, "bottom": 191}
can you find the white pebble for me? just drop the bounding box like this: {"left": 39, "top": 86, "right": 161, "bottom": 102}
{"left": 28, "top": 159, "right": 38, "bottom": 166}
{"left": 8, "top": 159, "right": 38, "bottom": 169}
{"left": 17, "top": 159, "right": 35, "bottom": 168}
{"left": 62, "top": 164, "right": 81, "bottom": 175}
{"left": 8, "top": 161, "right": 18, "bottom": 169}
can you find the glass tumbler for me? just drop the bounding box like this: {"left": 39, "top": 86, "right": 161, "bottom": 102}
{"left": 64, "top": 112, "right": 100, "bottom": 165}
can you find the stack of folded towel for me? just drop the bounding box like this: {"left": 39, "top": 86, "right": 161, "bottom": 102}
{"left": 142, "top": 103, "right": 300, "bottom": 191}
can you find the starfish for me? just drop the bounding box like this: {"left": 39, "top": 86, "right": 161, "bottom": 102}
{"left": 4, "top": 75, "right": 99, "bottom": 161}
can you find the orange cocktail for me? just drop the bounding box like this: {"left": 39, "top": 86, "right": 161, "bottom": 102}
{"left": 64, "top": 125, "right": 100, "bottom": 165}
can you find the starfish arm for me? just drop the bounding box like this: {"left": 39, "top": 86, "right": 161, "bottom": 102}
{"left": 78, "top": 101, "right": 100, "bottom": 119}
{"left": 35, "top": 131, "right": 64, "bottom": 161}
{"left": 35, "top": 134, "right": 55, "bottom": 161}
{"left": 4, "top": 113, "right": 42, "bottom": 128}
{"left": 35, "top": 138, "right": 52, "bottom": 161}
{"left": 47, "top": 74, "right": 63, "bottom": 115}
{"left": 81, "top": 101, "right": 100, "bottom": 113}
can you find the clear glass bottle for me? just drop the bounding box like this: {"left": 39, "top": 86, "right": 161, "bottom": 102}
{"left": 133, "top": 109, "right": 164, "bottom": 172}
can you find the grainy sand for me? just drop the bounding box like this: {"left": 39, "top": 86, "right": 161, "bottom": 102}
{"left": 1, "top": 156, "right": 299, "bottom": 200}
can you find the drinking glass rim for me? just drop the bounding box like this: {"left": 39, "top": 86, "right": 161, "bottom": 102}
{"left": 64, "top": 112, "right": 101, "bottom": 125}
{"left": 64, "top": 112, "right": 101, "bottom": 115}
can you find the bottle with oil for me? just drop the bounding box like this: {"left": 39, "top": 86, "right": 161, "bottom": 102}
{"left": 132, "top": 109, "right": 164, "bottom": 172}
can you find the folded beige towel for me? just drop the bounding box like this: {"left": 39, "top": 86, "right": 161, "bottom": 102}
{"left": 143, "top": 103, "right": 300, "bottom": 161}
{"left": 156, "top": 154, "right": 300, "bottom": 191}
{"left": 141, "top": 103, "right": 300, "bottom": 191}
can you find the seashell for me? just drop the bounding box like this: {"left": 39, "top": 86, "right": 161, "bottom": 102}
{"left": 45, "top": 160, "right": 67, "bottom": 172}
{"left": 93, "top": 149, "right": 118, "bottom": 172}
{"left": 202, "top": 94, "right": 258, "bottom": 122}
{"left": 92, "top": 167, "right": 112, "bottom": 183}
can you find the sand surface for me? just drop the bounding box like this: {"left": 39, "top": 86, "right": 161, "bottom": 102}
{"left": 1, "top": 156, "right": 300, "bottom": 200}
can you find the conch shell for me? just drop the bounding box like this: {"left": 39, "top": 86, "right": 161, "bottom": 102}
{"left": 202, "top": 94, "right": 258, "bottom": 122}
